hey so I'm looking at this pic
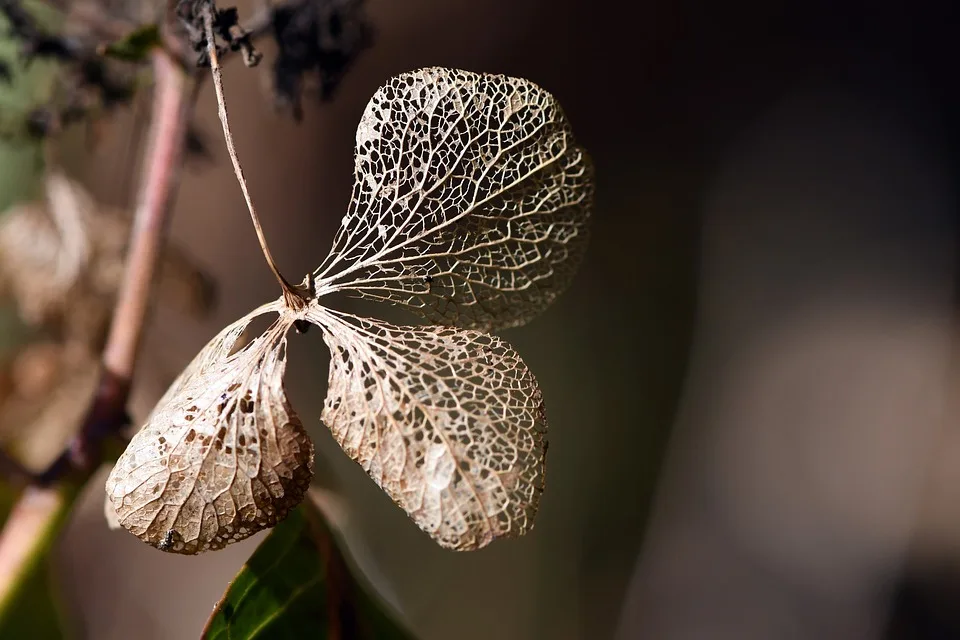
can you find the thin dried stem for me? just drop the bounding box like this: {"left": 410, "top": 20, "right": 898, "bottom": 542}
{"left": 200, "top": 3, "right": 303, "bottom": 308}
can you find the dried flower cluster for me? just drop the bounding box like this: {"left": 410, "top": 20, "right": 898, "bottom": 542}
{"left": 106, "top": 66, "right": 594, "bottom": 554}
{"left": 179, "top": 0, "right": 371, "bottom": 117}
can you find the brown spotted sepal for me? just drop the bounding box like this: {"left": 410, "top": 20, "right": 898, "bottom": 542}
{"left": 105, "top": 301, "right": 313, "bottom": 554}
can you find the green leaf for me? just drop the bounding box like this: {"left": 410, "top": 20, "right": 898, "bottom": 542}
{"left": 100, "top": 24, "right": 161, "bottom": 62}
{"left": 203, "top": 495, "right": 415, "bottom": 640}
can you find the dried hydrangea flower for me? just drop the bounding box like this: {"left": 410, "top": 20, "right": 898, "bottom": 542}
{"left": 105, "top": 61, "right": 593, "bottom": 554}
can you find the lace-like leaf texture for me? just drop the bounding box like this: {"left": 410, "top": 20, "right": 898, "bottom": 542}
{"left": 105, "top": 67, "right": 593, "bottom": 554}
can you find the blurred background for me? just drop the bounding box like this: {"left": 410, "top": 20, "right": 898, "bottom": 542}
{"left": 46, "top": 0, "right": 960, "bottom": 638}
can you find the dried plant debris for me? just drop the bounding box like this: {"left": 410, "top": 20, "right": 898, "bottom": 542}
{"left": 106, "top": 67, "right": 594, "bottom": 554}
{"left": 0, "top": 0, "right": 140, "bottom": 140}
{"left": 0, "top": 172, "right": 215, "bottom": 349}
{"left": 270, "top": 0, "right": 372, "bottom": 115}
{"left": 2, "top": 0, "right": 370, "bottom": 140}
{"left": 180, "top": 0, "right": 371, "bottom": 117}
{"left": 177, "top": 2, "right": 260, "bottom": 68}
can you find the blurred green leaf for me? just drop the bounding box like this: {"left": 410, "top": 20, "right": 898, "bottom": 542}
{"left": 203, "top": 495, "right": 415, "bottom": 640}
{"left": 100, "top": 24, "right": 160, "bottom": 62}
{"left": 0, "top": 3, "right": 70, "bottom": 636}
{"left": 0, "top": 0, "right": 63, "bottom": 213}
{"left": 0, "top": 484, "right": 77, "bottom": 640}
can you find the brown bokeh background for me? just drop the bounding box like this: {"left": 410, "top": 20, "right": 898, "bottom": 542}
{"left": 57, "top": 0, "right": 960, "bottom": 638}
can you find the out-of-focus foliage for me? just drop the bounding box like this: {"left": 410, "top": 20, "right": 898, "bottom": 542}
{"left": 99, "top": 24, "right": 160, "bottom": 62}
{"left": 0, "top": 8, "right": 77, "bottom": 634}
{"left": 0, "top": 0, "right": 62, "bottom": 213}
{"left": 0, "top": 170, "right": 216, "bottom": 637}
{"left": 0, "top": 171, "right": 213, "bottom": 464}
{"left": 0, "top": 485, "right": 74, "bottom": 640}
{"left": 0, "top": 7, "right": 80, "bottom": 636}
{"left": 0, "top": 172, "right": 215, "bottom": 351}
{"left": 0, "top": 341, "right": 98, "bottom": 469}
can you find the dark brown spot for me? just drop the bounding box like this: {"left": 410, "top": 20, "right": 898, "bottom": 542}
{"left": 217, "top": 427, "right": 227, "bottom": 441}
{"left": 185, "top": 429, "right": 197, "bottom": 442}
{"left": 158, "top": 436, "right": 166, "bottom": 444}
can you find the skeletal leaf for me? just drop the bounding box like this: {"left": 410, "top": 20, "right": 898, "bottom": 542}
{"left": 314, "top": 67, "right": 594, "bottom": 331}
{"left": 308, "top": 305, "right": 546, "bottom": 550}
{"left": 104, "top": 302, "right": 314, "bottom": 554}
